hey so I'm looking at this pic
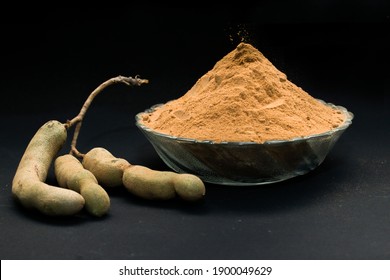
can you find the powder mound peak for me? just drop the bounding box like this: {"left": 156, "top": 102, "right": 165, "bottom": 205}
{"left": 213, "top": 42, "right": 269, "bottom": 71}
{"left": 232, "top": 42, "right": 265, "bottom": 64}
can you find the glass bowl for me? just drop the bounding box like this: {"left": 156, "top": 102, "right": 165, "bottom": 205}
{"left": 135, "top": 101, "right": 354, "bottom": 186}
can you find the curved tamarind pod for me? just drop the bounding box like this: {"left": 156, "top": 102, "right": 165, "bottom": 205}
{"left": 55, "top": 154, "right": 110, "bottom": 217}
{"left": 12, "top": 120, "right": 85, "bottom": 216}
{"left": 82, "top": 147, "right": 130, "bottom": 188}
{"left": 122, "top": 165, "right": 206, "bottom": 201}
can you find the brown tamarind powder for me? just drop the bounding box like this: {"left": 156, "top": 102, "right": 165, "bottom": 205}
{"left": 141, "top": 42, "right": 346, "bottom": 143}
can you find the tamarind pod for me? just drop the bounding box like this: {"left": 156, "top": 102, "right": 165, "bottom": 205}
{"left": 122, "top": 165, "right": 205, "bottom": 201}
{"left": 55, "top": 154, "right": 110, "bottom": 217}
{"left": 82, "top": 147, "right": 130, "bottom": 187}
{"left": 12, "top": 120, "right": 85, "bottom": 216}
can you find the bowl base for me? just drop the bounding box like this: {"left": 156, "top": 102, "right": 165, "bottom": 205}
{"left": 201, "top": 177, "right": 290, "bottom": 186}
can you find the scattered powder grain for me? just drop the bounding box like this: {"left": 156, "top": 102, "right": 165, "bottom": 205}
{"left": 141, "top": 42, "right": 346, "bottom": 143}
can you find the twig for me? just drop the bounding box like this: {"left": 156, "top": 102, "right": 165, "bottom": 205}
{"left": 66, "top": 75, "right": 149, "bottom": 158}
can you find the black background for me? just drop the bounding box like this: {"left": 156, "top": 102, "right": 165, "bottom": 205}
{"left": 1, "top": 2, "right": 389, "bottom": 259}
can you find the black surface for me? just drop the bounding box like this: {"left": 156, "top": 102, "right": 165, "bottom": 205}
{"left": 1, "top": 5, "right": 389, "bottom": 260}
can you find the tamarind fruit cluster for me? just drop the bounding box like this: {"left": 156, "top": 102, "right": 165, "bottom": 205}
{"left": 11, "top": 76, "right": 206, "bottom": 218}
{"left": 11, "top": 121, "right": 112, "bottom": 217}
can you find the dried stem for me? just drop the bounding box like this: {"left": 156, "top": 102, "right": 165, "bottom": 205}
{"left": 66, "top": 75, "right": 149, "bottom": 158}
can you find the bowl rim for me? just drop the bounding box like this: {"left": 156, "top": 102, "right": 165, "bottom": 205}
{"left": 135, "top": 99, "right": 354, "bottom": 146}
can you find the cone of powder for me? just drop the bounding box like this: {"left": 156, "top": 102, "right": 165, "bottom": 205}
{"left": 141, "top": 42, "right": 346, "bottom": 143}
